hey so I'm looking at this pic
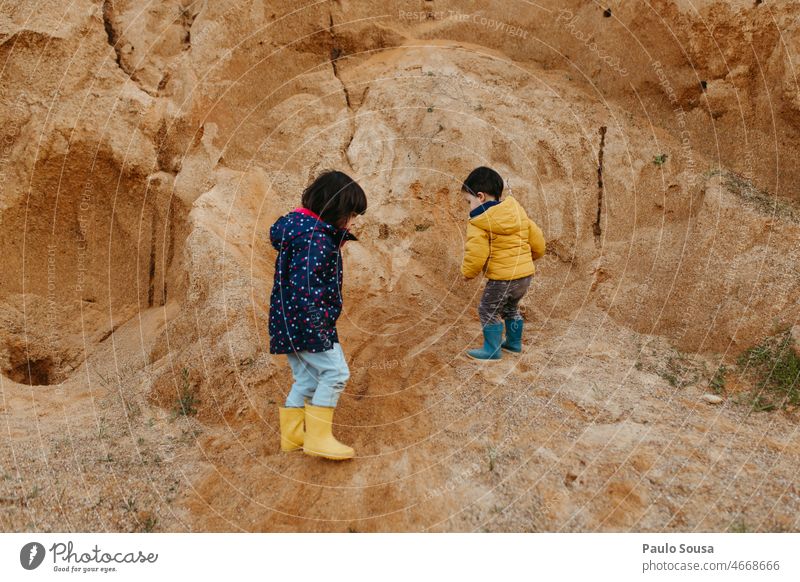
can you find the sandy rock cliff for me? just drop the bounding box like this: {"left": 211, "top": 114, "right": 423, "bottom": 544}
{"left": 1, "top": 0, "right": 798, "bottom": 532}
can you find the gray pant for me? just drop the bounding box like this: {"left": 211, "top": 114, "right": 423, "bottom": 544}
{"left": 478, "top": 275, "right": 532, "bottom": 325}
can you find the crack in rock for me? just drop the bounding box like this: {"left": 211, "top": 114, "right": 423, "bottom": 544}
{"left": 328, "top": 9, "right": 355, "bottom": 169}
{"left": 180, "top": 0, "right": 203, "bottom": 49}
{"left": 593, "top": 125, "right": 607, "bottom": 245}
{"left": 101, "top": 0, "right": 156, "bottom": 96}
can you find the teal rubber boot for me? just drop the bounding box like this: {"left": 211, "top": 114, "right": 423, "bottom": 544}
{"left": 501, "top": 318, "right": 523, "bottom": 354}
{"left": 466, "top": 323, "right": 504, "bottom": 361}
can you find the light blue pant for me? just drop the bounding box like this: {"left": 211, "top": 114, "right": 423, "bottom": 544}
{"left": 284, "top": 343, "right": 350, "bottom": 408}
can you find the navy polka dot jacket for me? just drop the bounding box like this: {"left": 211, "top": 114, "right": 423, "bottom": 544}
{"left": 268, "top": 208, "right": 357, "bottom": 354}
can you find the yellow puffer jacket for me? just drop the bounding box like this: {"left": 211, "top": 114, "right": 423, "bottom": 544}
{"left": 460, "top": 196, "right": 546, "bottom": 280}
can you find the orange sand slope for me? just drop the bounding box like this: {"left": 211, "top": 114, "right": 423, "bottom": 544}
{"left": 1, "top": 1, "right": 798, "bottom": 531}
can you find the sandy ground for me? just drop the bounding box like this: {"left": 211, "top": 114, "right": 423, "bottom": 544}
{"left": 3, "top": 306, "right": 798, "bottom": 532}
{"left": 1, "top": 0, "right": 799, "bottom": 532}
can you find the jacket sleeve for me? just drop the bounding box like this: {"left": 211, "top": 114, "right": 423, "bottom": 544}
{"left": 528, "top": 219, "right": 546, "bottom": 260}
{"left": 461, "top": 223, "right": 490, "bottom": 278}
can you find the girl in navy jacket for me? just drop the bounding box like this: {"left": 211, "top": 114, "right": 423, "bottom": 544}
{"left": 269, "top": 170, "right": 366, "bottom": 460}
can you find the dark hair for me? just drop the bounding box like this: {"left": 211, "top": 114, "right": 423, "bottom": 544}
{"left": 462, "top": 166, "right": 504, "bottom": 200}
{"left": 302, "top": 170, "right": 367, "bottom": 227}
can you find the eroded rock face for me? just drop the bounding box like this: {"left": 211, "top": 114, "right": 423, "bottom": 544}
{"left": 1, "top": 1, "right": 798, "bottom": 532}
{"left": 3, "top": 0, "right": 797, "bottom": 397}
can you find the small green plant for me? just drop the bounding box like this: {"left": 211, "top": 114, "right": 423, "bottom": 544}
{"left": 737, "top": 330, "right": 800, "bottom": 411}
{"left": 661, "top": 372, "right": 678, "bottom": 387}
{"left": 710, "top": 365, "right": 727, "bottom": 394}
{"left": 123, "top": 498, "right": 137, "bottom": 512}
{"left": 729, "top": 517, "right": 748, "bottom": 533}
{"left": 657, "top": 352, "right": 701, "bottom": 388}
{"left": 141, "top": 515, "right": 158, "bottom": 532}
{"left": 653, "top": 154, "right": 667, "bottom": 166}
{"left": 123, "top": 396, "right": 142, "bottom": 419}
{"left": 488, "top": 446, "right": 498, "bottom": 472}
{"left": 176, "top": 368, "right": 199, "bottom": 417}
{"left": 426, "top": 106, "right": 434, "bottom": 113}
{"left": 180, "top": 427, "right": 202, "bottom": 444}
{"left": 750, "top": 395, "right": 777, "bottom": 413}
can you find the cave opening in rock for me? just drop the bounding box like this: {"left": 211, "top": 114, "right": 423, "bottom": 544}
{"left": 2, "top": 351, "right": 55, "bottom": 386}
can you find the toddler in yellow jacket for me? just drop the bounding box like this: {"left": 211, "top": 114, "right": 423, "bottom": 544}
{"left": 460, "top": 167, "right": 545, "bottom": 360}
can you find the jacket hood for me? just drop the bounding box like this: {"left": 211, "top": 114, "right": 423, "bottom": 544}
{"left": 469, "top": 196, "right": 528, "bottom": 235}
{"left": 270, "top": 210, "right": 356, "bottom": 251}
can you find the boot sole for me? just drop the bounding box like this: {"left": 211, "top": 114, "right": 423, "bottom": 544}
{"left": 303, "top": 449, "right": 354, "bottom": 461}
{"left": 501, "top": 347, "right": 521, "bottom": 355}
{"left": 280, "top": 438, "right": 304, "bottom": 452}
{"left": 465, "top": 353, "right": 502, "bottom": 362}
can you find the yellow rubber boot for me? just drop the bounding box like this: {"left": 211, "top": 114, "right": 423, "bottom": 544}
{"left": 278, "top": 407, "right": 305, "bottom": 452}
{"left": 303, "top": 404, "right": 354, "bottom": 460}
